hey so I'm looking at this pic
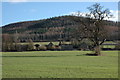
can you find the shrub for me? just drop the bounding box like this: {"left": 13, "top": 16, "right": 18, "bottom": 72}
{"left": 27, "top": 39, "right": 34, "bottom": 51}
{"left": 47, "top": 45, "right": 56, "bottom": 50}
{"left": 39, "top": 46, "right": 47, "bottom": 51}
{"left": 71, "top": 39, "right": 81, "bottom": 49}
{"left": 2, "top": 43, "right": 22, "bottom": 52}
{"left": 35, "top": 44, "right": 40, "bottom": 50}
{"left": 15, "top": 44, "right": 22, "bottom": 51}
{"left": 21, "top": 44, "right": 28, "bottom": 51}
{"left": 115, "top": 44, "right": 120, "bottom": 50}
{"left": 55, "top": 45, "right": 61, "bottom": 50}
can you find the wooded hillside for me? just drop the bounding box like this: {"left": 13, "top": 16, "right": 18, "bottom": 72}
{"left": 2, "top": 15, "right": 119, "bottom": 42}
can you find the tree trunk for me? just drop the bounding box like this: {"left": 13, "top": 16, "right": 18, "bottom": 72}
{"left": 94, "top": 45, "right": 101, "bottom": 56}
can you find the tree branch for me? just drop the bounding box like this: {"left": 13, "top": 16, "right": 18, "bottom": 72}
{"left": 99, "top": 39, "right": 106, "bottom": 45}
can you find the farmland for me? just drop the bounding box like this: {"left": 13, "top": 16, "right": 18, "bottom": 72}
{"left": 19, "top": 41, "right": 117, "bottom": 49}
{"left": 20, "top": 41, "right": 116, "bottom": 45}
{"left": 1, "top": 51, "right": 118, "bottom": 78}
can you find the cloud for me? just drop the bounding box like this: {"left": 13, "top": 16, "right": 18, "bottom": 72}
{"left": 9, "top": 0, "right": 28, "bottom": 2}
{"left": 69, "top": 10, "right": 119, "bottom": 22}
{"left": 109, "top": 10, "right": 119, "bottom": 22}
{"left": 69, "top": 11, "right": 87, "bottom": 17}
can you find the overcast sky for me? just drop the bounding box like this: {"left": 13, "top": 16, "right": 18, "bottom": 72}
{"left": 2, "top": 1, "right": 118, "bottom": 26}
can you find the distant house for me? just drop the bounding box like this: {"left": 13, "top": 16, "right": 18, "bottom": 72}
{"left": 46, "top": 42, "right": 56, "bottom": 50}
{"left": 47, "top": 42, "right": 54, "bottom": 47}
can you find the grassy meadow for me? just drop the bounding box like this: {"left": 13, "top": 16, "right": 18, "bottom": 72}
{"left": 1, "top": 51, "right": 118, "bottom": 78}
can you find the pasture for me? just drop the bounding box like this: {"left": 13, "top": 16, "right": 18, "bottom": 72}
{"left": 1, "top": 51, "right": 118, "bottom": 78}
{"left": 20, "top": 41, "right": 70, "bottom": 45}
{"left": 20, "top": 41, "right": 116, "bottom": 44}
{"left": 20, "top": 41, "right": 117, "bottom": 49}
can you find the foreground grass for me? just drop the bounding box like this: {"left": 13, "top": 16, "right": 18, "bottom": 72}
{"left": 1, "top": 51, "right": 118, "bottom": 78}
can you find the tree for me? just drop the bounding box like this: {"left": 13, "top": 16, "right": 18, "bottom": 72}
{"left": 14, "top": 30, "right": 21, "bottom": 51}
{"left": 27, "top": 39, "right": 34, "bottom": 51}
{"left": 73, "top": 3, "right": 113, "bottom": 55}
{"left": 2, "top": 34, "right": 15, "bottom": 51}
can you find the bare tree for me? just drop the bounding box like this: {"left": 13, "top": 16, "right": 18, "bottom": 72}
{"left": 2, "top": 34, "right": 14, "bottom": 51}
{"left": 73, "top": 3, "right": 113, "bottom": 55}
{"left": 14, "top": 30, "right": 21, "bottom": 51}
{"left": 85, "top": 3, "right": 112, "bottom": 55}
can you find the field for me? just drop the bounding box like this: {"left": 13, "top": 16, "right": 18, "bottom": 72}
{"left": 1, "top": 51, "right": 118, "bottom": 78}
{"left": 20, "top": 41, "right": 117, "bottom": 48}
{"left": 20, "top": 41, "right": 70, "bottom": 45}
{"left": 20, "top": 41, "right": 116, "bottom": 44}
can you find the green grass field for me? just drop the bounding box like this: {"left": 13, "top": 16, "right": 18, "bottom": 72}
{"left": 1, "top": 51, "right": 118, "bottom": 78}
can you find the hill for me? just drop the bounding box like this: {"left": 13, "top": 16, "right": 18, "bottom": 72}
{"left": 2, "top": 15, "right": 119, "bottom": 41}
{"left": 2, "top": 16, "right": 80, "bottom": 34}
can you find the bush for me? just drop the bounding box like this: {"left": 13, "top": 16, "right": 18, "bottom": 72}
{"left": 115, "top": 44, "right": 120, "bottom": 50}
{"left": 15, "top": 44, "right": 22, "bottom": 51}
{"left": 35, "top": 44, "right": 40, "bottom": 50}
{"left": 71, "top": 39, "right": 81, "bottom": 49}
{"left": 2, "top": 43, "right": 23, "bottom": 52}
{"left": 21, "top": 44, "right": 28, "bottom": 51}
{"left": 47, "top": 45, "right": 56, "bottom": 50}
{"left": 55, "top": 46, "right": 61, "bottom": 50}
{"left": 39, "top": 46, "right": 47, "bottom": 51}
{"left": 27, "top": 39, "right": 34, "bottom": 51}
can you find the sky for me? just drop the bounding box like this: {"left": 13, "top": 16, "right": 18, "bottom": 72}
{"left": 1, "top": 1, "right": 118, "bottom": 26}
